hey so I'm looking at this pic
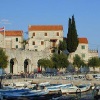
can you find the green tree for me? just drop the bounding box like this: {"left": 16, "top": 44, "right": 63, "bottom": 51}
{"left": 0, "top": 48, "right": 8, "bottom": 89}
{"left": 0, "top": 48, "right": 8, "bottom": 69}
{"left": 99, "top": 58, "right": 100, "bottom": 72}
{"left": 58, "top": 40, "right": 67, "bottom": 54}
{"left": 38, "top": 58, "right": 53, "bottom": 71}
{"left": 21, "top": 39, "right": 28, "bottom": 49}
{"left": 51, "top": 53, "right": 69, "bottom": 70}
{"left": 67, "top": 15, "right": 79, "bottom": 53}
{"left": 88, "top": 57, "right": 100, "bottom": 73}
{"left": 73, "top": 54, "right": 85, "bottom": 72}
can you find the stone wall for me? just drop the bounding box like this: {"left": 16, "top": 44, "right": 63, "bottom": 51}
{"left": 4, "top": 48, "right": 50, "bottom": 74}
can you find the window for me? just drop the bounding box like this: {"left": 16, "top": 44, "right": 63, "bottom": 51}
{"left": 57, "top": 32, "right": 59, "bottom": 36}
{"left": 75, "top": 54, "right": 78, "bottom": 57}
{"left": 82, "top": 54, "right": 85, "bottom": 58}
{"left": 35, "top": 49, "right": 37, "bottom": 51}
{"left": 44, "top": 33, "right": 47, "bottom": 36}
{"left": 41, "top": 41, "right": 44, "bottom": 45}
{"left": 33, "top": 41, "right": 35, "bottom": 45}
{"left": 33, "top": 32, "right": 35, "bottom": 36}
{"left": 16, "top": 45, "right": 18, "bottom": 48}
{"left": 81, "top": 45, "right": 85, "bottom": 49}
{"left": 51, "top": 49, "right": 55, "bottom": 53}
{"left": 16, "top": 38, "right": 18, "bottom": 42}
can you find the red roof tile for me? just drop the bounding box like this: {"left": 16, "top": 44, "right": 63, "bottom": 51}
{"left": 78, "top": 38, "right": 88, "bottom": 44}
{"left": 64, "top": 37, "right": 88, "bottom": 44}
{"left": 28, "top": 25, "right": 63, "bottom": 31}
{"left": 0, "top": 30, "right": 23, "bottom": 36}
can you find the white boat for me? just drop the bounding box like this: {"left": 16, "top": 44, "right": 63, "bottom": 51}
{"left": 13, "top": 81, "right": 31, "bottom": 87}
{"left": 7, "top": 81, "right": 36, "bottom": 89}
{"left": 61, "top": 85, "right": 80, "bottom": 94}
{"left": 45, "top": 83, "right": 73, "bottom": 92}
{"left": 77, "top": 83, "right": 91, "bottom": 92}
{"left": 95, "top": 76, "right": 100, "bottom": 80}
{"left": 38, "top": 82, "right": 50, "bottom": 87}
{"left": 61, "top": 83, "right": 91, "bottom": 94}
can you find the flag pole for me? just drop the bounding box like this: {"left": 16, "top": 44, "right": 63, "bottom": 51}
{"left": 4, "top": 26, "right": 5, "bottom": 48}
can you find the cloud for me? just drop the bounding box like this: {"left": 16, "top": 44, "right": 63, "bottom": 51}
{"left": 0, "top": 19, "right": 12, "bottom": 25}
{"left": 1, "top": 19, "right": 9, "bottom": 22}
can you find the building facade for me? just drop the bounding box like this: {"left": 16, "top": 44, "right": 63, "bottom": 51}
{"left": 0, "top": 30, "right": 23, "bottom": 49}
{"left": 0, "top": 25, "right": 99, "bottom": 74}
{"left": 68, "top": 38, "right": 98, "bottom": 63}
{"left": 26, "top": 25, "right": 63, "bottom": 53}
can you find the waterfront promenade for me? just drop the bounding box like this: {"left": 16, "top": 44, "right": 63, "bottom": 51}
{"left": 2, "top": 74, "right": 100, "bottom": 86}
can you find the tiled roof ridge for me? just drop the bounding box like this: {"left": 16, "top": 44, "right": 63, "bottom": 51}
{"left": 28, "top": 24, "right": 62, "bottom": 26}
{"left": 28, "top": 25, "right": 63, "bottom": 31}
{"left": 0, "top": 30, "right": 23, "bottom": 36}
{"left": 64, "top": 37, "right": 88, "bottom": 44}
{"left": 78, "top": 37, "right": 88, "bottom": 44}
{"left": 5, "top": 30, "right": 23, "bottom": 32}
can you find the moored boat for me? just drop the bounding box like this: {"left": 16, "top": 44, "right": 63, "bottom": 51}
{"left": 61, "top": 83, "right": 91, "bottom": 94}
{"left": 77, "top": 83, "right": 91, "bottom": 92}
{"left": 2, "top": 89, "right": 49, "bottom": 99}
{"left": 45, "top": 83, "right": 73, "bottom": 93}
{"left": 61, "top": 85, "right": 81, "bottom": 94}
{"left": 38, "top": 82, "right": 50, "bottom": 87}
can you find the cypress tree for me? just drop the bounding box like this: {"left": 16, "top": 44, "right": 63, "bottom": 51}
{"left": 67, "top": 15, "right": 79, "bottom": 53}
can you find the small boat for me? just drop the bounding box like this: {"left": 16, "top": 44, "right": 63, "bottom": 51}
{"left": 77, "top": 83, "right": 91, "bottom": 92}
{"left": 38, "top": 82, "right": 50, "bottom": 87}
{"left": 45, "top": 83, "right": 73, "bottom": 92}
{"left": 61, "top": 85, "right": 81, "bottom": 94}
{"left": 2, "top": 89, "right": 49, "bottom": 99}
{"left": 61, "top": 83, "right": 91, "bottom": 94}
{"left": 0, "top": 88, "right": 30, "bottom": 94}
{"left": 95, "top": 76, "right": 100, "bottom": 80}
{"left": 93, "top": 85, "right": 100, "bottom": 99}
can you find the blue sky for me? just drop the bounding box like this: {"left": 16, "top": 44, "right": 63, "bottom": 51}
{"left": 0, "top": 0, "right": 100, "bottom": 55}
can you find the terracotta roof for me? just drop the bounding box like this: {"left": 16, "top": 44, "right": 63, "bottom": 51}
{"left": 78, "top": 38, "right": 88, "bottom": 44}
{"left": 64, "top": 37, "right": 88, "bottom": 44}
{"left": 0, "top": 30, "right": 23, "bottom": 36}
{"left": 28, "top": 25, "right": 63, "bottom": 31}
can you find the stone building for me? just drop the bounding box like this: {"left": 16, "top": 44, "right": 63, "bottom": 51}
{"left": 68, "top": 37, "right": 98, "bottom": 63}
{"left": 0, "top": 25, "right": 99, "bottom": 74}
{"left": 26, "top": 25, "right": 63, "bottom": 53}
{"left": 0, "top": 30, "right": 23, "bottom": 49}
{"left": 68, "top": 38, "right": 89, "bottom": 63}
{"left": 0, "top": 25, "right": 63, "bottom": 74}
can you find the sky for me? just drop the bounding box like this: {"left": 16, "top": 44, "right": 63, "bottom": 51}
{"left": 0, "top": 0, "right": 100, "bottom": 55}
